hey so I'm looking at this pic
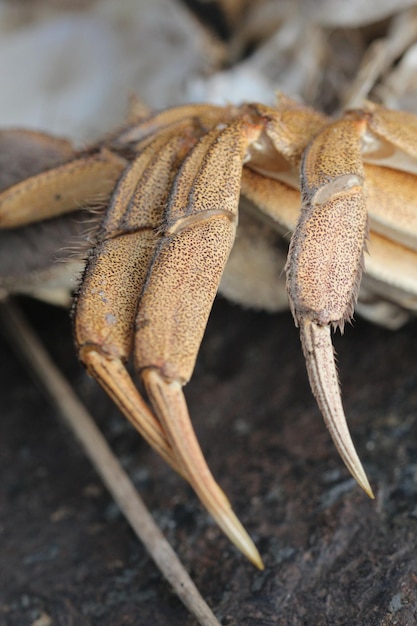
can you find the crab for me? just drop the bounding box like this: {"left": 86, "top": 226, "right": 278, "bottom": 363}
{"left": 1, "top": 95, "right": 417, "bottom": 573}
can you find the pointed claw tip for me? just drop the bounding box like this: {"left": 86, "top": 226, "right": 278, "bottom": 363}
{"left": 253, "top": 554, "right": 265, "bottom": 571}
{"left": 359, "top": 476, "right": 374, "bottom": 500}
{"left": 235, "top": 529, "right": 264, "bottom": 570}
{"left": 367, "top": 486, "right": 375, "bottom": 500}
{"left": 341, "top": 443, "right": 375, "bottom": 501}
{"left": 347, "top": 450, "right": 374, "bottom": 499}
{"left": 240, "top": 529, "right": 263, "bottom": 570}
{"left": 213, "top": 504, "right": 264, "bottom": 569}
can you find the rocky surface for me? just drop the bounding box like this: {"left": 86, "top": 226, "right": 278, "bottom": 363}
{"left": 1, "top": 297, "right": 417, "bottom": 625}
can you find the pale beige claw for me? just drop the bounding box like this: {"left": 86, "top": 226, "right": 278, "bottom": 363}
{"left": 143, "top": 369, "right": 264, "bottom": 569}
{"left": 300, "top": 320, "right": 374, "bottom": 498}
{"left": 80, "top": 348, "right": 182, "bottom": 476}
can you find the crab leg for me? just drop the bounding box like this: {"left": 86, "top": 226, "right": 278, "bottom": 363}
{"left": 0, "top": 147, "right": 127, "bottom": 228}
{"left": 357, "top": 102, "right": 417, "bottom": 251}
{"left": 75, "top": 128, "right": 201, "bottom": 475}
{"left": 134, "top": 119, "right": 264, "bottom": 568}
{"left": 113, "top": 103, "right": 225, "bottom": 148}
{"left": 0, "top": 129, "right": 75, "bottom": 191}
{"left": 287, "top": 114, "right": 374, "bottom": 498}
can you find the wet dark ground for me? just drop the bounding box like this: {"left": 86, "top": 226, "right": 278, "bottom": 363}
{"left": 1, "top": 297, "right": 417, "bottom": 626}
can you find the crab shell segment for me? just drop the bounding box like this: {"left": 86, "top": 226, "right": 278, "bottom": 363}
{"left": 286, "top": 102, "right": 417, "bottom": 499}
{"left": 3, "top": 99, "right": 417, "bottom": 565}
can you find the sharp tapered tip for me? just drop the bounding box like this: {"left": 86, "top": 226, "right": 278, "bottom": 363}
{"left": 362, "top": 479, "right": 375, "bottom": 500}
{"left": 215, "top": 503, "right": 264, "bottom": 569}
{"left": 300, "top": 319, "right": 374, "bottom": 499}
{"left": 143, "top": 368, "right": 264, "bottom": 568}
{"left": 349, "top": 457, "right": 374, "bottom": 499}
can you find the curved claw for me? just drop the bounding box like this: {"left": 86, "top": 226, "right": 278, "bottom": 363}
{"left": 143, "top": 368, "right": 264, "bottom": 570}
{"left": 73, "top": 112, "right": 265, "bottom": 567}
{"left": 79, "top": 346, "right": 264, "bottom": 569}
{"left": 80, "top": 347, "right": 183, "bottom": 476}
{"left": 286, "top": 114, "right": 375, "bottom": 498}
{"left": 300, "top": 319, "right": 374, "bottom": 498}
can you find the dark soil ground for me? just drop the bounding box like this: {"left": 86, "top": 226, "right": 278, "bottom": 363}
{"left": 1, "top": 297, "right": 417, "bottom": 626}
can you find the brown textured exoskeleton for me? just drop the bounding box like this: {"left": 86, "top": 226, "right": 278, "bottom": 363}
{"left": 1, "top": 96, "right": 417, "bottom": 567}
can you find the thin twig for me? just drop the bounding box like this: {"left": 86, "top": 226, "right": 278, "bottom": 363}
{"left": 1, "top": 300, "right": 221, "bottom": 626}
